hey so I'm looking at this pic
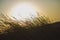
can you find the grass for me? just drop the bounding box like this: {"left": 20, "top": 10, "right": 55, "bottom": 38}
{"left": 0, "top": 13, "right": 60, "bottom": 40}
{"left": 0, "top": 12, "right": 51, "bottom": 34}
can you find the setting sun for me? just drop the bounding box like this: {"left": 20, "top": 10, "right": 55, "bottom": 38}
{"left": 9, "top": 3, "right": 38, "bottom": 21}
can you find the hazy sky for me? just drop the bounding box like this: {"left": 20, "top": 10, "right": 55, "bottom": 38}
{"left": 0, "top": 0, "right": 60, "bottom": 23}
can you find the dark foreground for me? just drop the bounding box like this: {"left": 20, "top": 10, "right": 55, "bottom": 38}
{"left": 0, "top": 22, "right": 60, "bottom": 40}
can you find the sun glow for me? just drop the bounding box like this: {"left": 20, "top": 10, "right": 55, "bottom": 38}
{"left": 9, "top": 3, "right": 38, "bottom": 21}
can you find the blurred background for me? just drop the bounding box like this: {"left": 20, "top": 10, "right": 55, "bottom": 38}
{"left": 0, "top": 0, "right": 60, "bottom": 23}
{"left": 0, "top": 0, "right": 60, "bottom": 40}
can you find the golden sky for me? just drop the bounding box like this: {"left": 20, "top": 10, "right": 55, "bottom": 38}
{"left": 0, "top": 0, "right": 60, "bottom": 23}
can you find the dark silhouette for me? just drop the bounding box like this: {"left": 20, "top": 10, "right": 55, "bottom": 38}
{"left": 0, "top": 13, "right": 60, "bottom": 40}
{"left": 0, "top": 22, "right": 60, "bottom": 40}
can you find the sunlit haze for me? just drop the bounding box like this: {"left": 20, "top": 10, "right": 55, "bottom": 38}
{"left": 9, "top": 3, "right": 38, "bottom": 21}
{"left": 0, "top": 0, "right": 60, "bottom": 23}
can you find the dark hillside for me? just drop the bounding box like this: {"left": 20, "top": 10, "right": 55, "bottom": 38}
{"left": 0, "top": 22, "right": 60, "bottom": 40}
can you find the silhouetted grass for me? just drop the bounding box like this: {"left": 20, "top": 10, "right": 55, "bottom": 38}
{"left": 0, "top": 13, "right": 51, "bottom": 34}
{"left": 0, "top": 13, "right": 60, "bottom": 40}
{"left": 0, "top": 12, "right": 52, "bottom": 34}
